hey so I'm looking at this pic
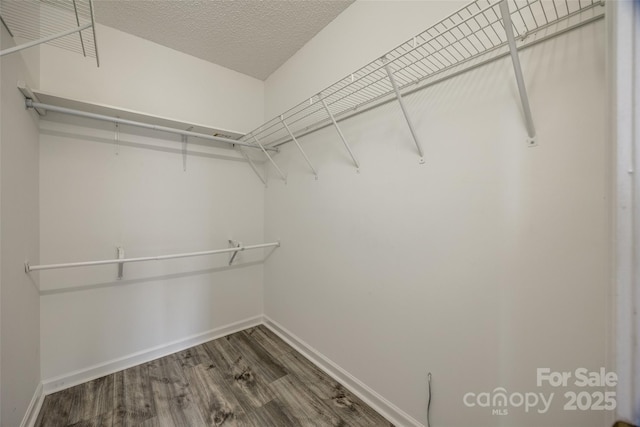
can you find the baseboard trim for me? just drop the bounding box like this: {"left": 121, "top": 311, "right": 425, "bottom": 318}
{"left": 263, "top": 315, "right": 423, "bottom": 427}
{"left": 40, "top": 315, "right": 420, "bottom": 426}
{"left": 42, "top": 315, "right": 262, "bottom": 395}
{"left": 20, "top": 382, "right": 44, "bottom": 427}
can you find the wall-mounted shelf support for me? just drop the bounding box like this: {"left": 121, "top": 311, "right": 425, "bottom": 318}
{"left": 181, "top": 133, "right": 189, "bottom": 171}
{"left": 280, "top": 116, "right": 318, "bottom": 179}
{"left": 17, "top": 83, "right": 45, "bottom": 115}
{"left": 228, "top": 240, "right": 241, "bottom": 265}
{"left": 253, "top": 135, "right": 287, "bottom": 182}
{"left": 383, "top": 57, "right": 426, "bottom": 164}
{"left": 0, "top": 15, "right": 13, "bottom": 37}
{"left": 499, "top": 0, "right": 537, "bottom": 145}
{"left": 320, "top": 96, "right": 360, "bottom": 170}
{"left": 238, "top": 147, "right": 267, "bottom": 186}
{"left": 116, "top": 247, "right": 124, "bottom": 280}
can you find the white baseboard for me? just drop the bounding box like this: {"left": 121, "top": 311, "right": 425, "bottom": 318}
{"left": 39, "top": 314, "right": 419, "bottom": 426}
{"left": 42, "top": 315, "right": 262, "bottom": 395}
{"left": 20, "top": 382, "right": 44, "bottom": 427}
{"left": 263, "top": 315, "right": 423, "bottom": 427}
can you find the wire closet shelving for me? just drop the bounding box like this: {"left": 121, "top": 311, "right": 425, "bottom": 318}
{"left": 13, "top": 0, "right": 605, "bottom": 276}
{"left": 0, "top": 0, "right": 99, "bottom": 66}
{"left": 239, "top": 0, "right": 604, "bottom": 157}
{"left": 11, "top": 0, "right": 605, "bottom": 179}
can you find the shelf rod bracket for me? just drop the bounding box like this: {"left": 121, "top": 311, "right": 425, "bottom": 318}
{"left": 383, "top": 58, "right": 425, "bottom": 164}
{"left": 17, "top": 82, "right": 46, "bottom": 116}
{"left": 1, "top": 15, "right": 14, "bottom": 37}
{"left": 499, "top": 0, "right": 537, "bottom": 146}
{"left": 253, "top": 135, "right": 287, "bottom": 183}
{"left": 280, "top": 116, "right": 318, "bottom": 179}
{"left": 228, "top": 240, "right": 242, "bottom": 265}
{"left": 0, "top": 22, "right": 91, "bottom": 57}
{"left": 238, "top": 147, "right": 267, "bottom": 186}
{"left": 117, "top": 247, "right": 125, "bottom": 280}
{"left": 319, "top": 96, "right": 360, "bottom": 170}
{"left": 181, "top": 134, "right": 188, "bottom": 171}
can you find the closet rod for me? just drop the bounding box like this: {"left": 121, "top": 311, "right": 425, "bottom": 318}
{"left": 25, "top": 241, "right": 280, "bottom": 273}
{"left": 24, "top": 100, "right": 278, "bottom": 152}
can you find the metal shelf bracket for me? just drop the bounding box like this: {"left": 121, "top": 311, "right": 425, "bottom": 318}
{"left": 319, "top": 95, "right": 360, "bottom": 171}
{"left": 238, "top": 147, "right": 267, "bottom": 186}
{"left": 117, "top": 246, "right": 124, "bottom": 279}
{"left": 280, "top": 115, "right": 318, "bottom": 179}
{"left": 499, "top": 0, "right": 537, "bottom": 145}
{"left": 253, "top": 135, "right": 287, "bottom": 183}
{"left": 182, "top": 131, "right": 191, "bottom": 171}
{"left": 228, "top": 240, "right": 242, "bottom": 265}
{"left": 383, "top": 57, "right": 426, "bottom": 164}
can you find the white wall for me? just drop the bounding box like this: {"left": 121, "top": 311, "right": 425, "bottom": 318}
{"left": 264, "top": 0, "right": 465, "bottom": 119}
{"left": 38, "top": 113, "right": 266, "bottom": 382}
{"left": 40, "top": 23, "right": 264, "bottom": 134}
{"left": 36, "top": 22, "right": 270, "bottom": 385}
{"left": 263, "top": 18, "right": 609, "bottom": 427}
{"left": 1, "top": 25, "right": 41, "bottom": 427}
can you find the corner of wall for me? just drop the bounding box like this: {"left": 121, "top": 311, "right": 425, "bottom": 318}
{"left": 1, "top": 24, "right": 42, "bottom": 427}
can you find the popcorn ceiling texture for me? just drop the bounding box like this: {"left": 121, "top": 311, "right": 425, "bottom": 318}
{"left": 94, "top": 0, "right": 354, "bottom": 80}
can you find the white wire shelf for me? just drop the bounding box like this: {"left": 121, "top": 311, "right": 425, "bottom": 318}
{"left": 0, "top": 0, "right": 99, "bottom": 66}
{"left": 24, "top": 86, "right": 245, "bottom": 143}
{"left": 240, "top": 0, "right": 604, "bottom": 149}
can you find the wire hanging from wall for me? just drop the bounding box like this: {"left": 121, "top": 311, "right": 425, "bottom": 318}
{"left": 427, "top": 372, "right": 433, "bottom": 427}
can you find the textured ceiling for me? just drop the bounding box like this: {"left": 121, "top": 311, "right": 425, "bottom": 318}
{"left": 94, "top": 0, "right": 354, "bottom": 80}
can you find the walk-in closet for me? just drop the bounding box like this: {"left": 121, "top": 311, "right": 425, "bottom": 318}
{"left": 1, "top": 0, "right": 638, "bottom": 426}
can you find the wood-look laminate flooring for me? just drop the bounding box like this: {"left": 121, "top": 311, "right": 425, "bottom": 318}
{"left": 35, "top": 325, "right": 393, "bottom": 426}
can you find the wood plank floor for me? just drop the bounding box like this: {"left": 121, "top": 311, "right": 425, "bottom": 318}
{"left": 35, "top": 325, "right": 393, "bottom": 426}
